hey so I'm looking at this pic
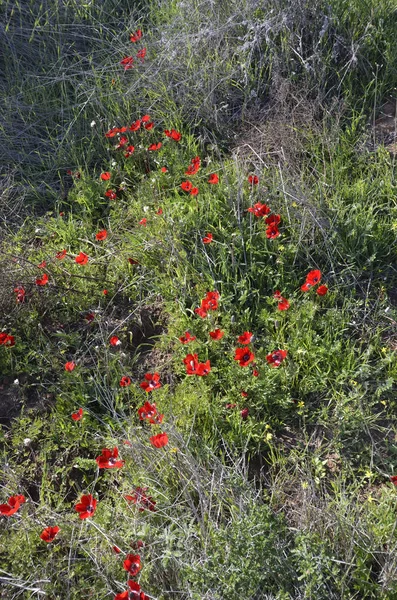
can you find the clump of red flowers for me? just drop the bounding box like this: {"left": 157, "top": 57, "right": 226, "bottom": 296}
{"left": 140, "top": 372, "right": 161, "bottom": 392}
{"left": 301, "top": 269, "right": 322, "bottom": 292}
{"left": 194, "top": 290, "right": 220, "bottom": 318}
{"left": 0, "top": 495, "right": 26, "bottom": 516}
{"left": 183, "top": 353, "right": 211, "bottom": 376}
{"left": 138, "top": 401, "right": 163, "bottom": 424}
{"left": 40, "top": 526, "right": 60, "bottom": 543}
{"left": 14, "top": 286, "right": 26, "bottom": 303}
{"left": 125, "top": 487, "right": 156, "bottom": 511}
{"left": 266, "top": 349, "right": 288, "bottom": 367}
{"left": 247, "top": 202, "right": 270, "bottom": 217}
{"left": 121, "top": 56, "right": 134, "bottom": 70}
{"left": 96, "top": 447, "right": 124, "bottom": 469}
{"left": 148, "top": 142, "right": 162, "bottom": 151}
{"left": 265, "top": 214, "right": 281, "bottom": 239}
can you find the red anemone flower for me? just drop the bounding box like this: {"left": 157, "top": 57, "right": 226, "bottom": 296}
{"left": 65, "top": 361, "right": 76, "bottom": 372}
{"left": 202, "top": 232, "right": 213, "bottom": 244}
{"left": 75, "top": 252, "right": 89, "bottom": 265}
{"left": 138, "top": 400, "right": 158, "bottom": 422}
{"left": 144, "top": 121, "right": 154, "bottom": 130}
{"left": 181, "top": 180, "right": 193, "bottom": 192}
{"left": 125, "top": 487, "right": 156, "bottom": 511}
{"left": 96, "top": 230, "right": 107, "bottom": 241}
{"left": 390, "top": 475, "right": 397, "bottom": 486}
{"left": 85, "top": 312, "right": 95, "bottom": 322}
{"left": 36, "top": 273, "right": 49, "bottom": 286}
{"left": 130, "top": 29, "right": 142, "bottom": 43}
{"left": 0, "top": 495, "right": 26, "bottom": 517}
{"left": 123, "top": 554, "right": 141, "bottom": 576}
{"left": 75, "top": 494, "right": 97, "bottom": 519}
{"left": 148, "top": 142, "right": 162, "bottom": 151}
{"left": 194, "top": 306, "right": 208, "bottom": 318}
{"left": 234, "top": 348, "right": 255, "bottom": 367}
{"left": 113, "top": 546, "right": 122, "bottom": 554}
{"left": 247, "top": 202, "right": 270, "bottom": 217}
{"left": 248, "top": 174, "right": 259, "bottom": 185}
{"left": 137, "top": 47, "right": 146, "bottom": 61}
{"left": 301, "top": 269, "right": 322, "bottom": 292}
{"left": 208, "top": 173, "right": 219, "bottom": 184}
{"left": 252, "top": 369, "right": 259, "bottom": 377}
{"left": 161, "top": 166, "right": 168, "bottom": 172}
{"left": 56, "top": 249, "right": 67, "bottom": 260}
{"left": 316, "top": 284, "right": 328, "bottom": 296}
{"left": 209, "top": 329, "right": 224, "bottom": 340}
{"left": 120, "top": 56, "right": 134, "bottom": 70}
{"left": 266, "top": 349, "right": 288, "bottom": 367}
{"left": 110, "top": 336, "right": 121, "bottom": 347}
{"left": 105, "top": 189, "right": 117, "bottom": 200}
{"left": 238, "top": 331, "right": 253, "bottom": 345}
{"left": 14, "top": 286, "right": 26, "bottom": 303}
{"left": 120, "top": 376, "right": 131, "bottom": 387}
{"left": 96, "top": 447, "right": 124, "bottom": 469}
{"left": 129, "top": 119, "right": 141, "bottom": 131}
{"left": 124, "top": 144, "right": 135, "bottom": 158}
{"left": 140, "top": 372, "right": 161, "bottom": 392}
{"left": 164, "top": 128, "right": 181, "bottom": 142}
{"left": 71, "top": 408, "right": 83, "bottom": 421}
{"left": 38, "top": 260, "right": 46, "bottom": 269}
{"left": 139, "top": 218, "right": 147, "bottom": 226}
{"left": 156, "top": 207, "right": 163, "bottom": 215}
{"left": 265, "top": 222, "right": 280, "bottom": 239}
{"left": 150, "top": 432, "right": 169, "bottom": 448}
{"left": 240, "top": 408, "right": 249, "bottom": 420}
{"left": 100, "top": 172, "right": 111, "bottom": 181}
{"left": 190, "top": 187, "right": 199, "bottom": 196}
{"left": 141, "top": 115, "right": 150, "bottom": 122}
{"left": 0, "top": 333, "right": 15, "bottom": 346}
{"left": 40, "top": 526, "right": 60, "bottom": 543}
{"left": 183, "top": 353, "right": 210, "bottom": 376}
{"left": 115, "top": 580, "right": 149, "bottom": 600}
{"left": 274, "top": 291, "right": 290, "bottom": 311}
{"left": 179, "top": 331, "right": 196, "bottom": 344}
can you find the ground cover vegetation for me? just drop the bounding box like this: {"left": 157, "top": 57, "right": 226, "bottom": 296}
{"left": 1, "top": 0, "right": 397, "bottom": 598}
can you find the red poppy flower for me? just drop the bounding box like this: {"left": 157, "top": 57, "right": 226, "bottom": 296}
{"left": 138, "top": 218, "right": 147, "bottom": 226}
{"left": 190, "top": 187, "right": 199, "bottom": 196}
{"left": 56, "top": 249, "right": 67, "bottom": 260}
{"left": 204, "top": 290, "right": 220, "bottom": 310}
{"left": 209, "top": 329, "right": 224, "bottom": 340}
{"left": 96, "top": 230, "right": 107, "bottom": 241}
{"left": 0, "top": 333, "right": 15, "bottom": 346}
{"left": 185, "top": 156, "right": 201, "bottom": 175}
{"left": 156, "top": 207, "right": 163, "bottom": 215}
{"left": 36, "top": 273, "right": 49, "bottom": 286}
{"left": 179, "top": 331, "right": 196, "bottom": 344}
{"left": 0, "top": 495, "right": 26, "bottom": 516}
{"left": 234, "top": 348, "right": 255, "bottom": 367}
{"left": 208, "top": 173, "right": 219, "bottom": 184}
{"left": 150, "top": 432, "right": 169, "bottom": 448}
{"left": 148, "top": 142, "right": 162, "bottom": 151}
{"left": 120, "top": 376, "right": 131, "bottom": 387}
{"left": 14, "top": 286, "right": 26, "bottom": 303}
{"left": 105, "top": 189, "right": 117, "bottom": 200}
{"left": 103, "top": 289, "right": 108, "bottom": 295}
{"left": 140, "top": 372, "right": 161, "bottom": 392}
{"left": 240, "top": 408, "right": 249, "bottom": 420}
{"left": 38, "top": 260, "right": 46, "bottom": 269}
{"left": 65, "top": 361, "right": 76, "bottom": 372}
{"left": 75, "top": 494, "right": 97, "bottom": 519}
{"left": 75, "top": 252, "right": 89, "bottom": 265}
{"left": 137, "top": 47, "right": 146, "bottom": 60}
{"left": 247, "top": 202, "right": 271, "bottom": 217}
{"left": 316, "top": 285, "right": 328, "bottom": 296}
{"left": 164, "top": 129, "right": 182, "bottom": 142}
{"left": 390, "top": 475, "right": 397, "bottom": 486}
{"left": 100, "top": 172, "right": 111, "bottom": 181}
{"left": 96, "top": 447, "right": 124, "bottom": 469}
{"left": 105, "top": 127, "right": 119, "bottom": 138}
{"left": 266, "top": 222, "right": 280, "bottom": 239}
{"left": 248, "top": 175, "right": 259, "bottom": 185}
{"left": 40, "top": 526, "right": 60, "bottom": 543}
{"left": 241, "top": 391, "right": 248, "bottom": 398}
{"left": 110, "top": 336, "right": 121, "bottom": 347}
{"left": 144, "top": 121, "right": 154, "bottom": 130}
{"left": 196, "top": 360, "right": 211, "bottom": 376}
{"left": 266, "top": 349, "right": 288, "bottom": 367}
{"left": 301, "top": 269, "right": 322, "bottom": 292}
{"left": 85, "top": 312, "right": 95, "bottom": 322}
{"left": 115, "top": 580, "right": 149, "bottom": 600}
{"left": 125, "top": 487, "right": 156, "bottom": 511}
{"left": 238, "top": 331, "right": 253, "bottom": 345}
{"left": 181, "top": 180, "right": 193, "bottom": 192}
{"left": 183, "top": 353, "right": 210, "bottom": 376}
{"left": 121, "top": 56, "right": 134, "bottom": 70}
{"left": 274, "top": 291, "right": 290, "bottom": 311}
{"left": 130, "top": 29, "right": 142, "bottom": 43}
{"left": 141, "top": 115, "right": 150, "bottom": 122}
{"left": 71, "top": 408, "right": 83, "bottom": 421}
{"left": 129, "top": 119, "right": 141, "bottom": 131}
{"left": 138, "top": 400, "right": 157, "bottom": 421}
{"left": 161, "top": 166, "right": 168, "bottom": 172}
{"left": 202, "top": 233, "right": 213, "bottom": 244}
{"left": 124, "top": 145, "right": 135, "bottom": 158}
{"left": 115, "top": 135, "right": 128, "bottom": 150}
{"left": 123, "top": 554, "right": 142, "bottom": 576}
{"left": 194, "top": 306, "right": 208, "bottom": 318}
{"left": 252, "top": 369, "right": 259, "bottom": 377}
